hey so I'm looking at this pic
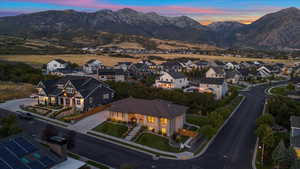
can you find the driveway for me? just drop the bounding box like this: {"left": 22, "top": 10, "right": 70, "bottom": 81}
{"left": 0, "top": 98, "right": 36, "bottom": 112}
{"left": 68, "top": 110, "right": 109, "bottom": 133}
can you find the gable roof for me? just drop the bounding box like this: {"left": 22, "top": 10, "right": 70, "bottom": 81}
{"left": 166, "top": 71, "right": 186, "bottom": 79}
{"left": 198, "top": 78, "right": 225, "bottom": 85}
{"left": 98, "top": 69, "right": 125, "bottom": 76}
{"left": 109, "top": 97, "right": 187, "bottom": 119}
{"left": 53, "top": 59, "right": 67, "bottom": 64}
{"left": 161, "top": 61, "right": 182, "bottom": 68}
{"left": 0, "top": 134, "right": 64, "bottom": 169}
{"left": 210, "top": 67, "right": 225, "bottom": 75}
{"left": 39, "top": 76, "right": 114, "bottom": 98}
{"left": 194, "top": 60, "right": 209, "bottom": 66}
{"left": 225, "top": 70, "right": 240, "bottom": 79}
{"left": 214, "top": 60, "right": 225, "bottom": 66}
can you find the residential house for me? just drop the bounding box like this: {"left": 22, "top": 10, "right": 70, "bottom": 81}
{"left": 98, "top": 69, "right": 126, "bottom": 82}
{"left": 0, "top": 134, "right": 85, "bottom": 169}
{"left": 46, "top": 59, "right": 69, "bottom": 74}
{"left": 161, "top": 61, "right": 184, "bottom": 72}
{"left": 225, "top": 70, "right": 241, "bottom": 84}
{"left": 155, "top": 71, "right": 188, "bottom": 89}
{"left": 129, "top": 63, "right": 154, "bottom": 76}
{"left": 225, "top": 62, "right": 236, "bottom": 70}
{"left": 206, "top": 67, "right": 226, "bottom": 78}
{"left": 211, "top": 60, "right": 226, "bottom": 68}
{"left": 37, "top": 76, "right": 115, "bottom": 112}
{"left": 257, "top": 65, "right": 280, "bottom": 78}
{"left": 114, "top": 62, "right": 133, "bottom": 71}
{"left": 191, "top": 60, "right": 209, "bottom": 70}
{"left": 108, "top": 97, "right": 187, "bottom": 136}
{"left": 83, "top": 59, "right": 104, "bottom": 74}
{"left": 238, "top": 68, "right": 259, "bottom": 81}
{"left": 195, "top": 78, "right": 228, "bottom": 100}
{"left": 290, "top": 116, "right": 300, "bottom": 157}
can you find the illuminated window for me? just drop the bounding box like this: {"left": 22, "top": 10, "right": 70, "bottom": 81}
{"left": 147, "top": 116, "right": 155, "bottom": 123}
{"left": 160, "top": 118, "right": 168, "bottom": 125}
{"left": 161, "top": 128, "right": 167, "bottom": 134}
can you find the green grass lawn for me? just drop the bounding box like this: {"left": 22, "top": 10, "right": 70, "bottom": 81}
{"left": 135, "top": 133, "right": 181, "bottom": 153}
{"left": 270, "top": 86, "right": 289, "bottom": 96}
{"left": 93, "top": 121, "right": 128, "bottom": 138}
{"left": 186, "top": 115, "right": 209, "bottom": 127}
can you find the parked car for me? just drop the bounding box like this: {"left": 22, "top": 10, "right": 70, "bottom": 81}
{"left": 16, "top": 111, "right": 33, "bottom": 120}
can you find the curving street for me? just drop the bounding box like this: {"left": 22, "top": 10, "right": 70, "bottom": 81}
{"left": 0, "top": 84, "right": 271, "bottom": 169}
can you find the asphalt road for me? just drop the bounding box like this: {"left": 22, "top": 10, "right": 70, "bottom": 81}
{"left": 0, "top": 84, "right": 270, "bottom": 169}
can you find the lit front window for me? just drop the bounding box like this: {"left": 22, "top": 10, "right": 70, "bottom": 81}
{"left": 161, "top": 128, "right": 167, "bottom": 135}
{"left": 160, "top": 118, "right": 168, "bottom": 125}
{"left": 147, "top": 116, "right": 155, "bottom": 123}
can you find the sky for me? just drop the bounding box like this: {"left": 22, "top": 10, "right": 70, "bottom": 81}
{"left": 0, "top": 0, "right": 299, "bottom": 25}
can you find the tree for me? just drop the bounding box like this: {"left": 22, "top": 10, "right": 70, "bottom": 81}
{"left": 0, "top": 115, "right": 22, "bottom": 138}
{"left": 208, "top": 112, "right": 224, "bottom": 128}
{"left": 255, "top": 124, "right": 275, "bottom": 166}
{"left": 272, "top": 140, "right": 287, "bottom": 169}
{"left": 256, "top": 114, "right": 275, "bottom": 126}
{"left": 287, "top": 83, "right": 295, "bottom": 91}
{"left": 290, "top": 159, "right": 300, "bottom": 169}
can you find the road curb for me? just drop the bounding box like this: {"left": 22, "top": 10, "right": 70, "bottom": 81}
{"left": 194, "top": 95, "right": 246, "bottom": 158}
{"left": 252, "top": 138, "right": 259, "bottom": 169}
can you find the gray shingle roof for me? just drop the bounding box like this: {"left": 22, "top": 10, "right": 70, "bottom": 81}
{"left": 98, "top": 69, "right": 125, "bottom": 75}
{"left": 54, "top": 59, "right": 67, "bottom": 64}
{"left": 109, "top": 97, "right": 187, "bottom": 119}
{"left": 211, "top": 67, "right": 225, "bottom": 75}
{"left": 167, "top": 71, "right": 186, "bottom": 79}
{"left": 199, "top": 78, "right": 225, "bottom": 85}
{"left": 225, "top": 70, "right": 240, "bottom": 79}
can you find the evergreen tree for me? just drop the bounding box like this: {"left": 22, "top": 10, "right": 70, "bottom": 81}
{"left": 272, "top": 140, "right": 287, "bottom": 169}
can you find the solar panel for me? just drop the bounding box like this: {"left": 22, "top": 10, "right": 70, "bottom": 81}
{"left": 40, "top": 156, "right": 55, "bottom": 167}
{"left": 28, "top": 161, "right": 46, "bottom": 169}
{"left": 14, "top": 137, "right": 38, "bottom": 153}
{"left": 0, "top": 159, "right": 12, "bottom": 169}
{"left": 3, "top": 140, "right": 27, "bottom": 157}
{"left": 0, "top": 146, "right": 29, "bottom": 169}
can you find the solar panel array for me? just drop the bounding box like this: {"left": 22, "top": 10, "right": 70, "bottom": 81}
{"left": 0, "top": 136, "right": 60, "bottom": 169}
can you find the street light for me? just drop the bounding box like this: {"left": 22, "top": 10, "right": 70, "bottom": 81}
{"left": 258, "top": 145, "right": 263, "bottom": 167}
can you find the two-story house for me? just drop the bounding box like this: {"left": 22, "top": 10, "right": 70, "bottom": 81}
{"left": 206, "top": 67, "right": 226, "bottom": 78}
{"left": 196, "top": 78, "right": 228, "bottom": 100}
{"left": 46, "top": 59, "right": 69, "bottom": 74}
{"left": 98, "top": 69, "right": 126, "bottom": 82}
{"left": 83, "top": 59, "right": 104, "bottom": 74}
{"left": 108, "top": 97, "right": 187, "bottom": 136}
{"left": 225, "top": 70, "right": 241, "bottom": 84}
{"left": 36, "top": 76, "right": 115, "bottom": 112}
{"left": 161, "top": 61, "right": 184, "bottom": 72}
{"left": 155, "top": 71, "right": 188, "bottom": 89}
{"left": 290, "top": 116, "right": 300, "bottom": 158}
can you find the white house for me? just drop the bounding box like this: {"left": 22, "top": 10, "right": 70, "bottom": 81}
{"left": 46, "top": 59, "right": 69, "bottom": 74}
{"left": 83, "top": 59, "right": 104, "bottom": 74}
{"left": 197, "top": 78, "right": 228, "bottom": 100}
{"left": 206, "top": 67, "right": 225, "bottom": 78}
{"left": 257, "top": 66, "right": 272, "bottom": 77}
{"left": 155, "top": 71, "right": 188, "bottom": 89}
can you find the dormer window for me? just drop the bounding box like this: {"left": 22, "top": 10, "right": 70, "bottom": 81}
{"left": 66, "top": 87, "right": 74, "bottom": 94}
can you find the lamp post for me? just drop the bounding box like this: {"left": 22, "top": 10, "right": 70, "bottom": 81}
{"left": 258, "top": 145, "right": 263, "bottom": 167}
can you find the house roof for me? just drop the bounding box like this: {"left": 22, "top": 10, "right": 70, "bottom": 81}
{"left": 214, "top": 60, "right": 225, "bottom": 66}
{"left": 0, "top": 134, "right": 64, "bottom": 169}
{"left": 225, "top": 70, "right": 240, "bottom": 79}
{"left": 39, "top": 76, "right": 114, "bottom": 98}
{"left": 98, "top": 69, "right": 125, "bottom": 76}
{"left": 210, "top": 67, "right": 225, "bottom": 75}
{"left": 161, "top": 61, "right": 182, "bottom": 68}
{"left": 53, "top": 59, "right": 67, "bottom": 64}
{"left": 198, "top": 78, "right": 225, "bottom": 85}
{"left": 109, "top": 97, "right": 187, "bottom": 119}
{"left": 167, "top": 71, "right": 186, "bottom": 79}
{"left": 194, "top": 60, "right": 209, "bottom": 66}
{"left": 291, "top": 116, "right": 300, "bottom": 128}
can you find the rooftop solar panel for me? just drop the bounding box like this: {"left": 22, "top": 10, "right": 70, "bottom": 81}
{"left": 28, "top": 160, "right": 46, "bottom": 169}
{"left": 14, "top": 137, "right": 38, "bottom": 153}
{"left": 3, "top": 140, "right": 27, "bottom": 157}
{"left": 0, "top": 146, "right": 29, "bottom": 169}
{"left": 0, "top": 159, "right": 12, "bottom": 169}
{"left": 40, "top": 156, "right": 55, "bottom": 168}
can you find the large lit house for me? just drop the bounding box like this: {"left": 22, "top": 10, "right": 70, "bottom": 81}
{"left": 196, "top": 78, "right": 228, "bottom": 100}
{"left": 155, "top": 71, "right": 188, "bottom": 89}
{"left": 36, "top": 76, "right": 115, "bottom": 112}
{"left": 108, "top": 97, "right": 187, "bottom": 136}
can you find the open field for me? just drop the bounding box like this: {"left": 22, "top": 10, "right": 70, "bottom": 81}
{"left": 0, "top": 82, "right": 35, "bottom": 102}
{"left": 0, "top": 54, "right": 296, "bottom": 67}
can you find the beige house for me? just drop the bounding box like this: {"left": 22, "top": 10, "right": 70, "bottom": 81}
{"left": 108, "top": 97, "right": 187, "bottom": 136}
{"left": 206, "top": 67, "right": 225, "bottom": 78}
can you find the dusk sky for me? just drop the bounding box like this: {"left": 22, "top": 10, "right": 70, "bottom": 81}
{"left": 0, "top": 0, "right": 299, "bottom": 25}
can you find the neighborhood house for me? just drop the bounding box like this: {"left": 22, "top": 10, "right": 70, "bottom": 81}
{"left": 108, "top": 97, "right": 187, "bottom": 136}
{"left": 155, "top": 71, "right": 188, "bottom": 89}
{"left": 290, "top": 116, "right": 300, "bottom": 158}
{"left": 36, "top": 76, "right": 115, "bottom": 112}
{"left": 46, "top": 59, "right": 69, "bottom": 74}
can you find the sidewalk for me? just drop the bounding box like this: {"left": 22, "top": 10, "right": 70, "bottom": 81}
{"left": 125, "top": 125, "right": 141, "bottom": 141}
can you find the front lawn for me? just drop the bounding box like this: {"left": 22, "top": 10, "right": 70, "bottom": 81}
{"left": 92, "top": 122, "right": 128, "bottom": 138}
{"left": 135, "top": 133, "right": 181, "bottom": 153}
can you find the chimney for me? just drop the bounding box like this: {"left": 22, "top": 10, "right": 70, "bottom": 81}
{"left": 47, "top": 136, "right": 68, "bottom": 160}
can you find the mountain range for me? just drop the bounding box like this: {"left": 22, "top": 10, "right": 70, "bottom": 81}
{"left": 0, "top": 7, "right": 300, "bottom": 51}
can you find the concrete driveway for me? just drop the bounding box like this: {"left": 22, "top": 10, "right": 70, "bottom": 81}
{"left": 68, "top": 110, "right": 109, "bottom": 133}
{"left": 0, "top": 98, "right": 36, "bottom": 112}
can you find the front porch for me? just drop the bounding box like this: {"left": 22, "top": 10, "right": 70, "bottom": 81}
{"left": 37, "top": 95, "right": 85, "bottom": 112}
